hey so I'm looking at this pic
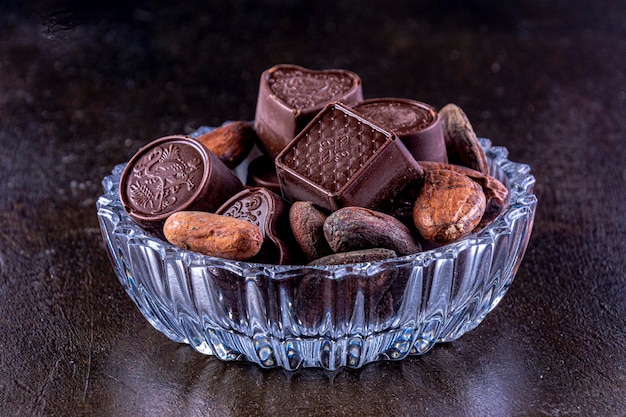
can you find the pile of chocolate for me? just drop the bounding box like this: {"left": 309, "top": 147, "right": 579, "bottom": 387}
{"left": 119, "top": 65, "right": 508, "bottom": 265}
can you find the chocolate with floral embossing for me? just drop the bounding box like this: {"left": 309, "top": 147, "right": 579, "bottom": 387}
{"left": 351, "top": 98, "right": 447, "bottom": 163}
{"left": 275, "top": 102, "right": 423, "bottom": 212}
{"left": 119, "top": 135, "right": 244, "bottom": 227}
{"left": 216, "top": 187, "right": 296, "bottom": 264}
{"left": 254, "top": 64, "right": 363, "bottom": 158}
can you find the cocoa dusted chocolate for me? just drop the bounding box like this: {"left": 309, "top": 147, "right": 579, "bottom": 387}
{"left": 275, "top": 101, "right": 424, "bottom": 212}
{"left": 119, "top": 135, "right": 244, "bottom": 227}
{"left": 254, "top": 64, "right": 363, "bottom": 158}
{"left": 351, "top": 98, "right": 447, "bottom": 163}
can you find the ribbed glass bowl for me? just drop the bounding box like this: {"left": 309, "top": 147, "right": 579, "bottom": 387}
{"left": 97, "top": 138, "right": 536, "bottom": 370}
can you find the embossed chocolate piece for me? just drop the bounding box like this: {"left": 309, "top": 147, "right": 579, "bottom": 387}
{"left": 352, "top": 98, "right": 447, "bottom": 163}
{"left": 119, "top": 135, "right": 244, "bottom": 226}
{"left": 275, "top": 102, "right": 423, "bottom": 212}
{"left": 254, "top": 64, "right": 363, "bottom": 158}
{"left": 216, "top": 187, "right": 295, "bottom": 264}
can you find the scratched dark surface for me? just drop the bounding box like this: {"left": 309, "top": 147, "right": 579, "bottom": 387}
{"left": 1, "top": 1, "right": 625, "bottom": 416}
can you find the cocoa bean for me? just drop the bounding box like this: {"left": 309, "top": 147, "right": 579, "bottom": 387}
{"left": 307, "top": 248, "right": 397, "bottom": 266}
{"left": 163, "top": 211, "right": 263, "bottom": 260}
{"left": 439, "top": 103, "right": 489, "bottom": 175}
{"left": 293, "top": 275, "right": 332, "bottom": 329}
{"left": 413, "top": 169, "right": 486, "bottom": 244}
{"left": 418, "top": 161, "right": 508, "bottom": 227}
{"left": 324, "top": 207, "right": 421, "bottom": 255}
{"left": 295, "top": 252, "right": 398, "bottom": 328}
{"left": 289, "top": 201, "right": 333, "bottom": 262}
{"left": 195, "top": 121, "right": 256, "bottom": 169}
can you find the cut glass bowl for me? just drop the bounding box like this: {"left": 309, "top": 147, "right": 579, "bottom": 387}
{"left": 97, "top": 137, "right": 537, "bottom": 370}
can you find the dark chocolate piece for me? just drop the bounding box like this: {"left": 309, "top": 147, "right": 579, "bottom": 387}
{"left": 119, "top": 135, "right": 244, "bottom": 226}
{"left": 216, "top": 187, "right": 295, "bottom": 264}
{"left": 254, "top": 64, "right": 363, "bottom": 158}
{"left": 246, "top": 155, "right": 281, "bottom": 194}
{"left": 275, "top": 102, "right": 423, "bottom": 212}
{"left": 352, "top": 98, "right": 447, "bottom": 163}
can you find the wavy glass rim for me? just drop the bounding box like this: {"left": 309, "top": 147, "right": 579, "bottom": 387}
{"left": 97, "top": 138, "right": 536, "bottom": 279}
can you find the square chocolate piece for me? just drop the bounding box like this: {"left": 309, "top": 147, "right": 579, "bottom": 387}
{"left": 275, "top": 102, "right": 423, "bottom": 212}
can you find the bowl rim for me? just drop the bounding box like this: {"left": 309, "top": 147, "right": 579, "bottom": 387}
{"left": 97, "top": 137, "right": 537, "bottom": 279}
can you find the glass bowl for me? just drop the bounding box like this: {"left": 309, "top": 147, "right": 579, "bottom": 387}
{"left": 97, "top": 137, "right": 536, "bottom": 370}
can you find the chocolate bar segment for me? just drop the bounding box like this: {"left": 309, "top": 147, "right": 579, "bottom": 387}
{"left": 119, "top": 135, "right": 244, "bottom": 226}
{"left": 351, "top": 98, "right": 447, "bottom": 163}
{"left": 275, "top": 102, "right": 423, "bottom": 212}
{"left": 254, "top": 64, "right": 363, "bottom": 158}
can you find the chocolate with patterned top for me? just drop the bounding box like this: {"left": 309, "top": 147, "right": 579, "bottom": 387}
{"left": 254, "top": 64, "right": 363, "bottom": 158}
{"left": 216, "top": 187, "right": 296, "bottom": 264}
{"left": 119, "top": 135, "right": 244, "bottom": 225}
{"left": 275, "top": 102, "right": 423, "bottom": 212}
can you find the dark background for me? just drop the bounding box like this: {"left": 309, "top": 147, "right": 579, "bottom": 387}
{"left": 1, "top": 1, "right": 624, "bottom": 416}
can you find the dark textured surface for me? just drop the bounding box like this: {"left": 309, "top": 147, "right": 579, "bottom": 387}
{"left": 1, "top": 1, "right": 625, "bottom": 416}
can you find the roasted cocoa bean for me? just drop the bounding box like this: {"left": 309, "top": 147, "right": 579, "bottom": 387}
{"left": 413, "top": 169, "right": 486, "bottom": 244}
{"left": 439, "top": 103, "right": 489, "bottom": 175}
{"left": 163, "top": 211, "right": 263, "bottom": 260}
{"left": 289, "top": 201, "right": 333, "bottom": 262}
{"left": 195, "top": 121, "right": 256, "bottom": 169}
{"left": 307, "top": 248, "right": 397, "bottom": 266}
{"left": 294, "top": 256, "right": 398, "bottom": 328}
{"left": 324, "top": 207, "right": 421, "bottom": 255}
{"left": 293, "top": 274, "right": 333, "bottom": 329}
{"left": 418, "top": 161, "right": 508, "bottom": 227}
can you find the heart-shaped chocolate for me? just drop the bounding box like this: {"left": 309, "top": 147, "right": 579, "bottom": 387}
{"left": 254, "top": 64, "right": 363, "bottom": 158}
{"left": 216, "top": 187, "right": 296, "bottom": 265}
{"left": 267, "top": 65, "right": 361, "bottom": 111}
